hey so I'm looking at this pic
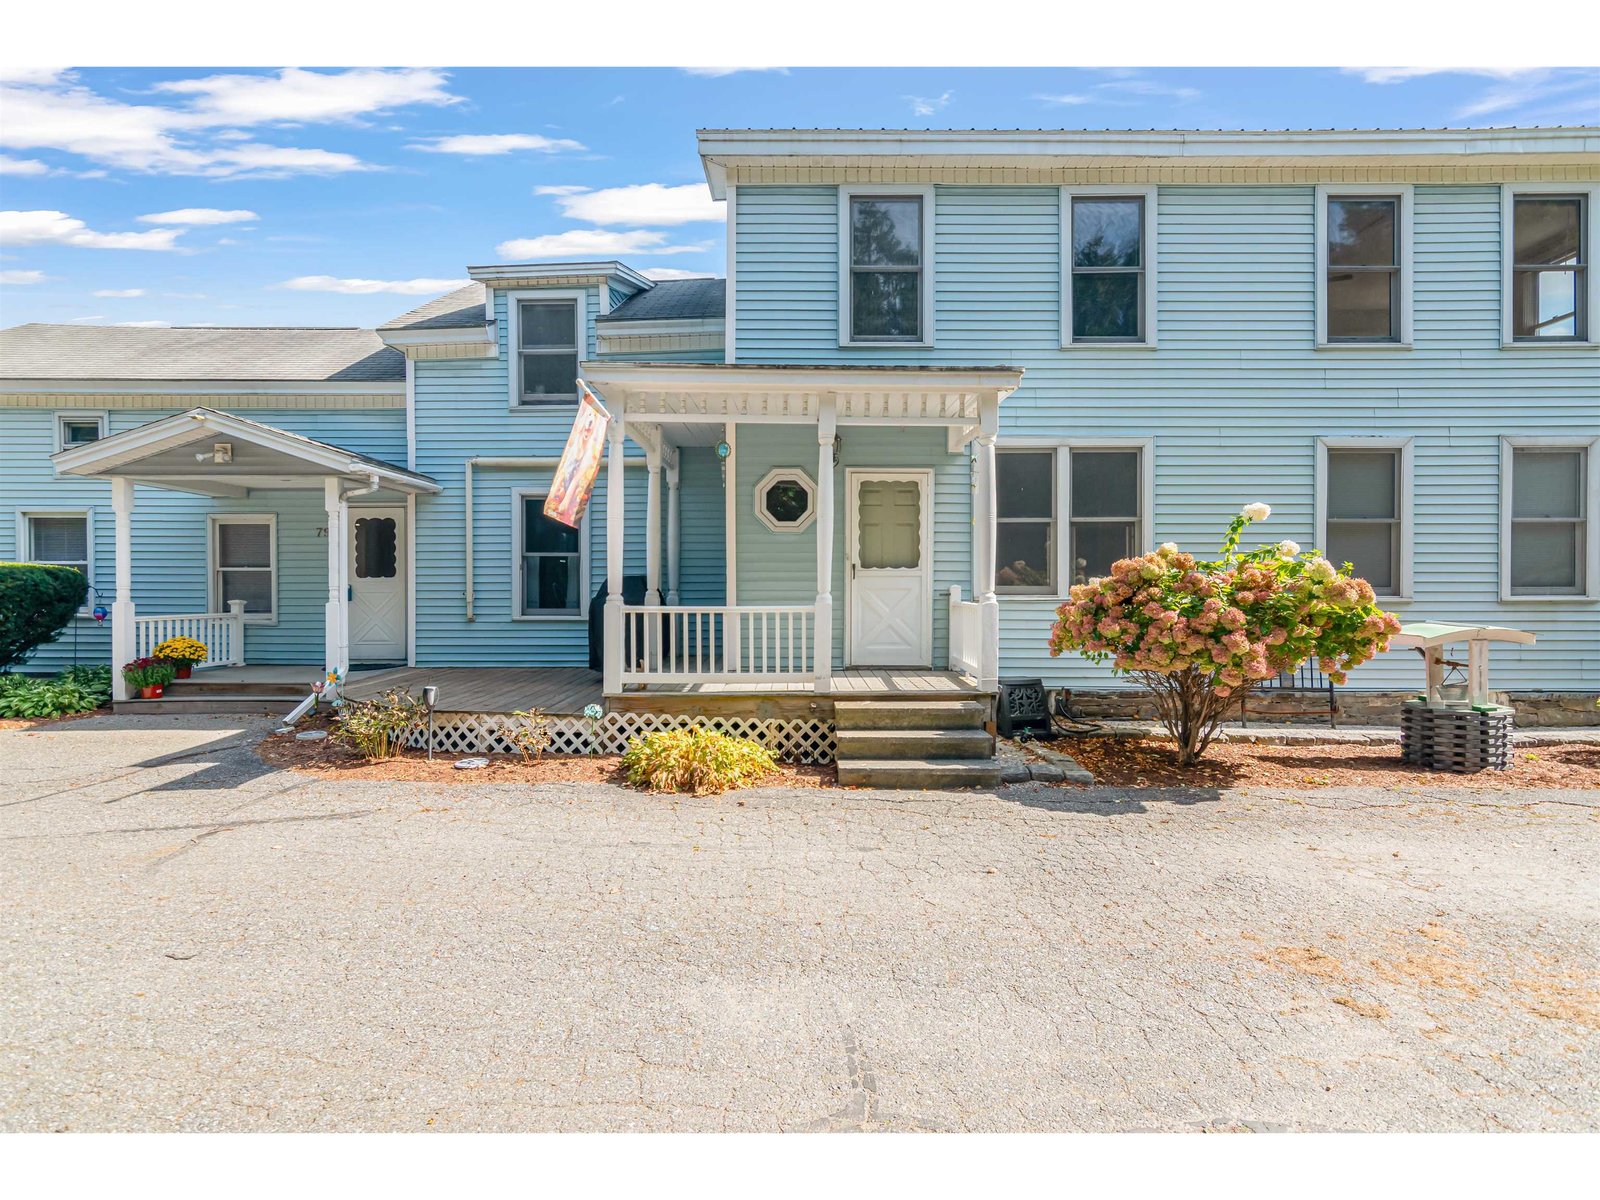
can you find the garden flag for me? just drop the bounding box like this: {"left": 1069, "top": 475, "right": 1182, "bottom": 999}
{"left": 543, "top": 381, "right": 610, "bottom": 528}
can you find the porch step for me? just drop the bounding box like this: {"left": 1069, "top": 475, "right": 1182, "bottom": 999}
{"left": 113, "top": 695, "right": 301, "bottom": 716}
{"left": 836, "top": 758, "right": 1003, "bottom": 790}
{"left": 165, "top": 678, "right": 307, "bottom": 699}
{"left": 833, "top": 699, "right": 988, "bottom": 731}
{"left": 835, "top": 728, "right": 994, "bottom": 761}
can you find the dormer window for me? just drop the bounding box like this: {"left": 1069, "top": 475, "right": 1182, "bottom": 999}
{"left": 516, "top": 297, "right": 580, "bottom": 405}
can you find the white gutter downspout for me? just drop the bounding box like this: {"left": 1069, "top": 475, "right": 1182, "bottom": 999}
{"left": 462, "top": 455, "right": 648, "bottom": 622}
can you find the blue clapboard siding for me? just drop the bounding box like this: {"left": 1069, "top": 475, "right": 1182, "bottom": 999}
{"left": 0, "top": 404, "right": 404, "bottom": 672}
{"left": 675, "top": 446, "right": 726, "bottom": 606}
{"left": 733, "top": 183, "right": 1600, "bottom": 690}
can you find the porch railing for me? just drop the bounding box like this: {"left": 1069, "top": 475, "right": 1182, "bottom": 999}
{"left": 618, "top": 604, "right": 816, "bottom": 685}
{"left": 133, "top": 601, "right": 247, "bottom": 668}
{"left": 947, "top": 586, "right": 983, "bottom": 681}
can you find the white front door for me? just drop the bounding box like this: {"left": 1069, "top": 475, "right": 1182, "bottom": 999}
{"left": 847, "top": 470, "right": 932, "bottom": 666}
{"left": 348, "top": 506, "right": 406, "bottom": 663}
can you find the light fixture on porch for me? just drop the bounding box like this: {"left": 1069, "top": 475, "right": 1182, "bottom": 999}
{"left": 422, "top": 684, "right": 438, "bottom": 760}
{"left": 212, "top": 442, "right": 233, "bottom": 464}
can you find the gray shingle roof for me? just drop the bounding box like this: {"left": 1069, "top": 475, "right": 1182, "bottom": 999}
{"left": 0, "top": 323, "right": 404, "bottom": 383}
{"left": 599, "top": 278, "right": 725, "bottom": 323}
{"left": 378, "top": 283, "right": 488, "bottom": 332}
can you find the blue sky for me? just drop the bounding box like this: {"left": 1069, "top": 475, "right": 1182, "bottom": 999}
{"left": 2, "top": 66, "right": 1597, "bottom": 330}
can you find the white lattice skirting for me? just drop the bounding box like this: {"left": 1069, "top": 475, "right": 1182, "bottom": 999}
{"left": 405, "top": 711, "right": 837, "bottom": 763}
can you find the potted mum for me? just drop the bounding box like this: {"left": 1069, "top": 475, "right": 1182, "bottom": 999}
{"left": 122, "top": 656, "right": 176, "bottom": 699}
{"left": 1048, "top": 503, "right": 1401, "bottom": 767}
{"left": 151, "top": 635, "right": 207, "bottom": 679}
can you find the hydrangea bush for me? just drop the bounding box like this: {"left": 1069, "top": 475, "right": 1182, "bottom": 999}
{"left": 1048, "top": 503, "right": 1401, "bottom": 766}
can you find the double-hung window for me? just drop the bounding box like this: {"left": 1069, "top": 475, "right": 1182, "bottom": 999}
{"left": 841, "top": 188, "right": 930, "bottom": 344}
{"left": 1502, "top": 440, "right": 1597, "bottom": 599}
{"left": 1317, "top": 438, "right": 1413, "bottom": 600}
{"left": 22, "top": 513, "right": 90, "bottom": 577}
{"left": 1507, "top": 191, "right": 1591, "bottom": 341}
{"left": 1317, "top": 186, "right": 1412, "bottom": 345}
{"left": 517, "top": 494, "right": 584, "bottom": 617}
{"left": 210, "top": 516, "right": 275, "bottom": 620}
{"left": 1064, "top": 189, "right": 1154, "bottom": 344}
{"left": 515, "top": 297, "right": 581, "bottom": 405}
{"left": 994, "top": 443, "right": 1150, "bottom": 595}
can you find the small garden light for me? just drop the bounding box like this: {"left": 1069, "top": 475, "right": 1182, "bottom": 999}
{"left": 422, "top": 685, "right": 439, "bottom": 761}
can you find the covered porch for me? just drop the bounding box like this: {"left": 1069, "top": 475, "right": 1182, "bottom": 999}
{"left": 51, "top": 407, "right": 439, "bottom": 702}
{"left": 580, "top": 362, "right": 1022, "bottom": 701}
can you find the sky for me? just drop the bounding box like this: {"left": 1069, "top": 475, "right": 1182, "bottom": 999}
{"left": 1, "top": 65, "right": 1597, "bottom": 330}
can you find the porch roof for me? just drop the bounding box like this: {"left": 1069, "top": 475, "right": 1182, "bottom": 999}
{"left": 579, "top": 361, "right": 1022, "bottom": 441}
{"left": 51, "top": 406, "right": 440, "bottom": 498}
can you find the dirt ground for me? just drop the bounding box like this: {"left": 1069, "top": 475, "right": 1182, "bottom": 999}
{"left": 1056, "top": 737, "right": 1600, "bottom": 790}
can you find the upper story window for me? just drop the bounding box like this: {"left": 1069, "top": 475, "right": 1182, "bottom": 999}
{"left": 1070, "top": 196, "right": 1146, "bottom": 341}
{"left": 56, "top": 413, "right": 106, "bottom": 451}
{"left": 1510, "top": 194, "right": 1588, "bottom": 341}
{"left": 516, "top": 297, "right": 580, "bottom": 405}
{"left": 1316, "top": 186, "right": 1412, "bottom": 347}
{"left": 840, "top": 187, "right": 932, "bottom": 345}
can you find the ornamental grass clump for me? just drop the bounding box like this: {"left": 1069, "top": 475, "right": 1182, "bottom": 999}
{"left": 1048, "top": 503, "right": 1401, "bottom": 767}
{"left": 622, "top": 727, "right": 779, "bottom": 795}
{"left": 334, "top": 688, "right": 426, "bottom": 760}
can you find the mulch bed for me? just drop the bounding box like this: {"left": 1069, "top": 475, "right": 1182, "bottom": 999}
{"left": 1054, "top": 737, "right": 1600, "bottom": 790}
{"left": 255, "top": 720, "right": 837, "bottom": 790}
{"left": 0, "top": 707, "right": 111, "bottom": 733}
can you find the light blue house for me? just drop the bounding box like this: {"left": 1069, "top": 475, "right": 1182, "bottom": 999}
{"left": 4, "top": 125, "right": 1598, "bottom": 751}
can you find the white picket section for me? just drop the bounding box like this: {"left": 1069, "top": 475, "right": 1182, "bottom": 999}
{"left": 619, "top": 604, "right": 814, "bottom": 684}
{"left": 947, "top": 586, "right": 983, "bottom": 681}
{"left": 133, "top": 603, "right": 246, "bottom": 667}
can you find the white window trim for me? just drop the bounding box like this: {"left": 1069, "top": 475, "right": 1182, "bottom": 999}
{"left": 1499, "top": 435, "right": 1599, "bottom": 601}
{"left": 504, "top": 288, "right": 588, "bottom": 411}
{"left": 53, "top": 411, "right": 108, "bottom": 453}
{"left": 207, "top": 513, "right": 277, "bottom": 625}
{"left": 1060, "top": 184, "right": 1159, "bottom": 349}
{"left": 753, "top": 467, "right": 817, "bottom": 533}
{"left": 1500, "top": 183, "right": 1600, "bottom": 349}
{"left": 1314, "top": 436, "right": 1415, "bottom": 602}
{"left": 16, "top": 509, "right": 94, "bottom": 616}
{"left": 510, "top": 487, "right": 590, "bottom": 621}
{"left": 1314, "top": 183, "right": 1414, "bottom": 349}
{"left": 838, "top": 183, "right": 935, "bottom": 348}
{"left": 994, "top": 437, "right": 1154, "bottom": 599}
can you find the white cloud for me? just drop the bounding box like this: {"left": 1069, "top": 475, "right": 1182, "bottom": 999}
{"left": 67, "top": 315, "right": 105, "bottom": 322}
{"left": 549, "top": 183, "right": 722, "bottom": 226}
{"left": 277, "top": 275, "right": 471, "bottom": 296}
{"left": 1346, "top": 67, "right": 1542, "bottom": 85}
{"left": 906, "top": 91, "right": 953, "bottom": 117}
{"left": 0, "top": 68, "right": 68, "bottom": 85}
{"left": 533, "top": 184, "right": 589, "bottom": 196}
{"left": 681, "top": 67, "right": 788, "bottom": 77}
{"left": 1097, "top": 79, "right": 1201, "bottom": 102}
{"left": 1033, "top": 93, "right": 1092, "bottom": 106}
{"left": 116, "top": 319, "right": 170, "bottom": 327}
{"left": 137, "top": 208, "right": 258, "bottom": 225}
{"left": 640, "top": 268, "right": 716, "bottom": 281}
{"left": 0, "top": 67, "right": 458, "bottom": 177}
{"left": 494, "top": 229, "right": 710, "bottom": 259}
{"left": 93, "top": 288, "right": 145, "bottom": 298}
{"left": 409, "top": 133, "right": 585, "bottom": 155}
{"left": 0, "top": 210, "right": 183, "bottom": 251}
{"left": 0, "top": 154, "right": 51, "bottom": 175}
{"left": 0, "top": 269, "right": 47, "bottom": 284}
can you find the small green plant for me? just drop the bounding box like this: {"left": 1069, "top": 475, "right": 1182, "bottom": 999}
{"left": 0, "top": 665, "right": 111, "bottom": 718}
{"left": 0, "top": 563, "right": 90, "bottom": 670}
{"left": 507, "top": 708, "right": 551, "bottom": 762}
{"left": 334, "top": 688, "right": 426, "bottom": 760}
{"left": 622, "top": 727, "right": 779, "bottom": 795}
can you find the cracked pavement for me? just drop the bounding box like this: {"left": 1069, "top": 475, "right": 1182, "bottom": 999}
{"left": 1, "top": 715, "right": 1596, "bottom": 1132}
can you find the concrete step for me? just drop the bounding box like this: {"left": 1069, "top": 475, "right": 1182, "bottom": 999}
{"left": 113, "top": 695, "right": 301, "bottom": 716}
{"left": 165, "top": 679, "right": 307, "bottom": 699}
{"left": 836, "top": 758, "right": 1003, "bottom": 790}
{"left": 833, "top": 699, "right": 989, "bottom": 732}
{"left": 836, "top": 728, "right": 994, "bottom": 761}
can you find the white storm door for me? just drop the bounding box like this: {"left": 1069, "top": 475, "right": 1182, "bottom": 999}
{"left": 847, "top": 470, "right": 932, "bottom": 666}
{"left": 348, "top": 506, "right": 406, "bottom": 662}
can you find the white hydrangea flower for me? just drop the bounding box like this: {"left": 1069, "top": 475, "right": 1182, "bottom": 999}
{"left": 1241, "top": 502, "right": 1271, "bottom": 522}
{"left": 1158, "top": 541, "right": 1179, "bottom": 556}
{"left": 1306, "top": 557, "right": 1336, "bottom": 583}
{"left": 1277, "top": 539, "right": 1301, "bottom": 557}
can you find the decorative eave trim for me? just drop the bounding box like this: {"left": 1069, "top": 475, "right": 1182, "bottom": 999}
{"left": 467, "top": 260, "right": 656, "bottom": 293}
{"left": 379, "top": 324, "right": 497, "bottom": 360}
{"left": 594, "top": 317, "right": 724, "bottom": 337}
{"left": 1, "top": 391, "right": 403, "bottom": 410}
{"left": 0, "top": 377, "right": 402, "bottom": 395}
{"left": 596, "top": 331, "right": 725, "bottom": 356}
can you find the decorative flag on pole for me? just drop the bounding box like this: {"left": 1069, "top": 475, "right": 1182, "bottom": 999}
{"left": 543, "top": 380, "right": 611, "bottom": 528}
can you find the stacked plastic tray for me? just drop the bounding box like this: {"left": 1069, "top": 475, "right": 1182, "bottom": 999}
{"left": 1399, "top": 700, "right": 1513, "bottom": 772}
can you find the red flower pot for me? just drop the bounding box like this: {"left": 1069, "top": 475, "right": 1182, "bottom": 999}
{"left": 175, "top": 665, "right": 193, "bottom": 679}
{"left": 140, "top": 684, "right": 162, "bottom": 699}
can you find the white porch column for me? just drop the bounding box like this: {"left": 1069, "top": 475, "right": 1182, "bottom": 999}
{"left": 644, "top": 443, "right": 663, "bottom": 606}
{"left": 665, "top": 452, "right": 681, "bottom": 606}
{"left": 814, "top": 396, "right": 837, "bottom": 691}
{"left": 603, "top": 413, "right": 626, "bottom": 694}
{"left": 110, "top": 477, "right": 135, "bottom": 702}
{"left": 974, "top": 427, "right": 1001, "bottom": 693}
{"left": 324, "top": 478, "right": 349, "bottom": 681}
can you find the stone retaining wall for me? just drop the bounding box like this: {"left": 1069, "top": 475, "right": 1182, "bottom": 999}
{"left": 1062, "top": 688, "right": 1600, "bottom": 727}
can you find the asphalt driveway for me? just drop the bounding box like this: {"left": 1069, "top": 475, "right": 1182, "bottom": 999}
{"left": 1, "top": 716, "right": 1595, "bottom": 1132}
